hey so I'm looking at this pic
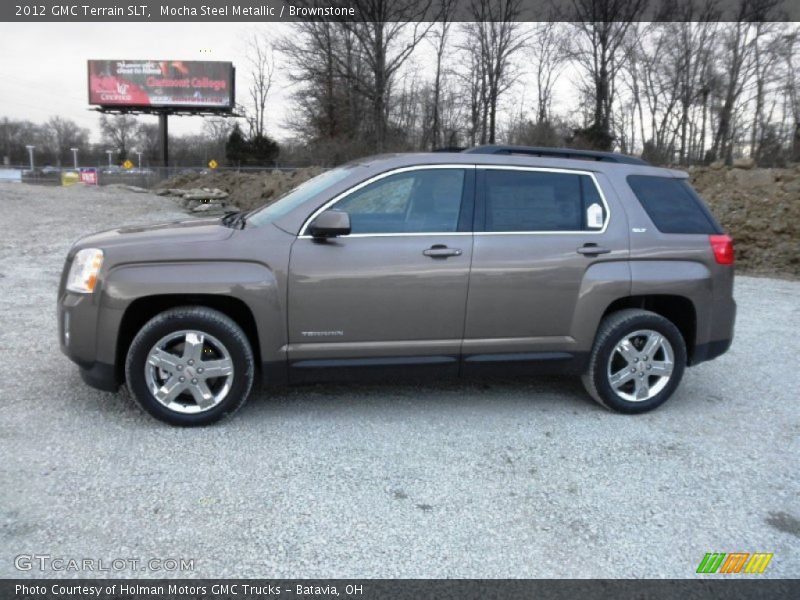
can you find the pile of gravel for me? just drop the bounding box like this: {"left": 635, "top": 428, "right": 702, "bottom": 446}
{"left": 689, "top": 164, "right": 800, "bottom": 277}
{"left": 156, "top": 167, "right": 325, "bottom": 213}
{"left": 155, "top": 187, "right": 232, "bottom": 215}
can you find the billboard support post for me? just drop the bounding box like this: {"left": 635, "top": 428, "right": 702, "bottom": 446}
{"left": 159, "top": 112, "right": 169, "bottom": 168}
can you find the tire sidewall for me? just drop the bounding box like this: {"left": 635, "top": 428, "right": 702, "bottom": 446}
{"left": 593, "top": 314, "right": 687, "bottom": 414}
{"left": 126, "top": 310, "right": 253, "bottom": 426}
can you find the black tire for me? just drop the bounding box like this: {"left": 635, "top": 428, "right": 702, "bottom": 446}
{"left": 581, "top": 309, "right": 687, "bottom": 414}
{"left": 125, "top": 306, "right": 254, "bottom": 426}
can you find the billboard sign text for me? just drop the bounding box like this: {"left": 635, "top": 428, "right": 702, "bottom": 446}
{"left": 88, "top": 60, "right": 234, "bottom": 110}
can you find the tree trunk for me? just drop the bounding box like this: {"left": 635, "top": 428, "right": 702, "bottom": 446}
{"left": 489, "top": 97, "right": 497, "bottom": 144}
{"left": 793, "top": 121, "right": 800, "bottom": 163}
{"left": 372, "top": 23, "right": 387, "bottom": 152}
{"left": 432, "top": 49, "right": 442, "bottom": 149}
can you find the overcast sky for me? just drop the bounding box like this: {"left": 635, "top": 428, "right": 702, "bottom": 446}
{"left": 0, "top": 22, "right": 297, "bottom": 142}
{"left": 0, "top": 22, "right": 580, "bottom": 145}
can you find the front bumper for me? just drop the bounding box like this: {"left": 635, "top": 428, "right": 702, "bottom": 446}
{"left": 58, "top": 290, "right": 120, "bottom": 392}
{"left": 78, "top": 361, "right": 119, "bottom": 392}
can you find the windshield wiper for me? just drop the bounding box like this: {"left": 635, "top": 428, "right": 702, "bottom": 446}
{"left": 221, "top": 210, "right": 247, "bottom": 229}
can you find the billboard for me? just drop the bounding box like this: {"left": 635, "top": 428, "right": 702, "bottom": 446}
{"left": 88, "top": 60, "right": 234, "bottom": 110}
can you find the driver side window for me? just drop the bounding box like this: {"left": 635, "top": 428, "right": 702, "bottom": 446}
{"left": 334, "top": 169, "right": 465, "bottom": 234}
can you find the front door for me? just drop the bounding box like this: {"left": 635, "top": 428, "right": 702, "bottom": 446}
{"left": 287, "top": 166, "right": 475, "bottom": 373}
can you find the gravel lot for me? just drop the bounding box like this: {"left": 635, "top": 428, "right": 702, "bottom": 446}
{"left": 0, "top": 182, "right": 798, "bottom": 579}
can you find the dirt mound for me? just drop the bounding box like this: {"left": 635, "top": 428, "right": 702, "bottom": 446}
{"left": 689, "top": 165, "right": 800, "bottom": 277}
{"left": 156, "top": 164, "right": 799, "bottom": 276}
{"left": 156, "top": 168, "right": 324, "bottom": 213}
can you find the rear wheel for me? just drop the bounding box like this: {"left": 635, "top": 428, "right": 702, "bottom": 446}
{"left": 125, "top": 306, "right": 254, "bottom": 426}
{"left": 582, "top": 309, "right": 686, "bottom": 413}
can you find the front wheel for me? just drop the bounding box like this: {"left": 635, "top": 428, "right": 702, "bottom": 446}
{"left": 125, "top": 306, "right": 255, "bottom": 426}
{"left": 582, "top": 309, "right": 687, "bottom": 413}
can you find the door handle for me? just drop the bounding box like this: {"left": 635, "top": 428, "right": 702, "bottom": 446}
{"left": 423, "top": 245, "right": 462, "bottom": 258}
{"left": 577, "top": 244, "right": 611, "bottom": 256}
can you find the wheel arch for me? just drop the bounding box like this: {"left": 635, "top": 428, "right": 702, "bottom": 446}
{"left": 115, "top": 294, "right": 262, "bottom": 384}
{"left": 600, "top": 295, "right": 697, "bottom": 364}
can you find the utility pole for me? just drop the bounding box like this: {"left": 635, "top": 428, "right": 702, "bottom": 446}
{"left": 25, "top": 145, "right": 35, "bottom": 171}
{"left": 70, "top": 147, "right": 79, "bottom": 169}
{"left": 105, "top": 150, "right": 114, "bottom": 167}
{"left": 159, "top": 111, "right": 169, "bottom": 168}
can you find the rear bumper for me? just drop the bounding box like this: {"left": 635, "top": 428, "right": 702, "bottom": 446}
{"left": 691, "top": 290, "right": 736, "bottom": 366}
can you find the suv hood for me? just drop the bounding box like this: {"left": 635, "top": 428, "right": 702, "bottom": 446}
{"left": 73, "top": 217, "right": 234, "bottom": 251}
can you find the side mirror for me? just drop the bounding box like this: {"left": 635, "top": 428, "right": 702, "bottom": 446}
{"left": 308, "top": 210, "right": 351, "bottom": 238}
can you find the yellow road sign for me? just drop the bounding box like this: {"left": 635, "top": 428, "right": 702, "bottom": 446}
{"left": 208, "top": 159, "right": 219, "bottom": 169}
{"left": 122, "top": 159, "right": 133, "bottom": 170}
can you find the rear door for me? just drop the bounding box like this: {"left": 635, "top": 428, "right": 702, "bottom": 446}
{"left": 287, "top": 165, "right": 475, "bottom": 373}
{"left": 463, "top": 166, "right": 628, "bottom": 361}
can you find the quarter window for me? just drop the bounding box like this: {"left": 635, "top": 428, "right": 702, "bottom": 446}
{"left": 333, "top": 169, "right": 465, "bottom": 234}
{"left": 482, "top": 170, "right": 606, "bottom": 232}
{"left": 627, "top": 175, "right": 722, "bottom": 234}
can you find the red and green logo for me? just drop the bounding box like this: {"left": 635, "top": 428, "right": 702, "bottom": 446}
{"left": 696, "top": 552, "right": 773, "bottom": 574}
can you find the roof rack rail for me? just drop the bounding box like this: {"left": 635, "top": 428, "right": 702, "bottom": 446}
{"left": 462, "top": 145, "right": 649, "bottom": 166}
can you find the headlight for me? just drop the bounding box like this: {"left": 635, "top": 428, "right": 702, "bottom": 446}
{"left": 66, "top": 248, "right": 104, "bottom": 293}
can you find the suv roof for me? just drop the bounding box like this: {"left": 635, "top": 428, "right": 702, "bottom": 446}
{"left": 463, "top": 145, "right": 649, "bottom": 166}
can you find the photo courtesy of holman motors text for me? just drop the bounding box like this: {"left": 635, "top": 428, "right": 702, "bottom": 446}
{"left": 15, "top": 583, "right": 362, "bottom": 596}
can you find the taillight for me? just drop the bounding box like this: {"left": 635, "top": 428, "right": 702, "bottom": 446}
{"left": 709, "top": 234, "right": 734, "bottom": 265}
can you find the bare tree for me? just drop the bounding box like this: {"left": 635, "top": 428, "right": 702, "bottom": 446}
{"left": 135, "top": 123, "right": 160, "bottom": 165}
{"left": 264, "top": 9, "right": 800, "bottom": 165}
{"left": 426, "top": 0, "right": 458, "bottom": 149}
{"left": 44, "top": 116, "right": 89, "bottom": 166}
{"left": 748, "top": 23, "right": 783, "bottom": 162}
{"left": 245, "top": 32, "right": 275, "bottom": 139}
{"left": 335, "top": 0, "right": 435, "bottom": 151}
{"left": 709, "top": 0, "right": 782, "bottom": 163}
{"left": 202, "top": 118, "right": 235, "bottom": 164}
{"left": 0, "top": 117, "right": 43, "bottom": 165}
{"left": 529, "top": 21, "right": 569, "bottom": 124}
{"left": 673, "top": 7, "right": 719, "bottom": 163}
{"left": 456, "top": 41, "right": 486, "bottom": 147}
{"left": 277, "top": 21, "right": 372, "bottom": 163}
{"left": 99, "top": 114, "right": 138, "bottom": 160}
{"left": 463, "top": 0, "right": 527, "bottom": 144}
{"left": 623, "top": 23, "right": 684, "bottom": 162}
{"left": 568, "top": 0, "right": 646, "bottom": 149}
{"left": 783, "top": 27, "right": 800, "bottom": 161}
{"left": 279, "top": 22, "right": 344, "bottom": 142}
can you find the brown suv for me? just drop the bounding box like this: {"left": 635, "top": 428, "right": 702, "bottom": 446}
{"left": 58, "top": 146, "right": 736, "bottom": 425}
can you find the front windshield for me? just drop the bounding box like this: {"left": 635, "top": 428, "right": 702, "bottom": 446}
{"left": 247, "top": 167, "right": 356, "bottom": 227}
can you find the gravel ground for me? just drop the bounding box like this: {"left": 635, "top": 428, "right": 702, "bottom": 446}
{"left": 0, "top": 182, "right": 798, "bottom": 579}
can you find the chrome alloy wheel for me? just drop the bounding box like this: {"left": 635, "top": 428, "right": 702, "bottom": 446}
{"left": 144, "top": 330, "right": 234, "bottom": 414}
{"left": 606, "top": 329, "right": 675, "bottom": 402}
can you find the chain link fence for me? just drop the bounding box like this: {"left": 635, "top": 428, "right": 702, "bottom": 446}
{"left": 0, "top": 165, "right": 302, "bottom": 188}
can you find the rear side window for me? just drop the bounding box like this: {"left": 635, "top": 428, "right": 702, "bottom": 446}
{"left": 482, "top": 170, "right": 606, "bottom": 232}
{"left": 627, "top": 175, "right": 721, "bottom": 234}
